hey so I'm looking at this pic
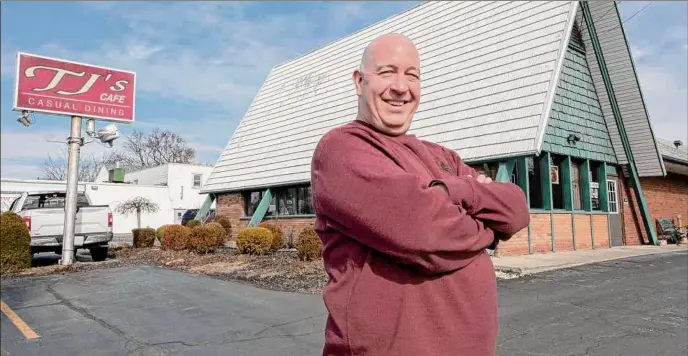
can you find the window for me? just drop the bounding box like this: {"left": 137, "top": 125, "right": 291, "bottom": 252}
{"left": 22, "top": 193, "right": 90, "bottom": 210}
{"left": 192, "top": 174, "right": 202, "bottom": 188}
{"left": 590, "top": 162, "right": 602, "bottom": 211}
{"left": 243, "top": 185, "right": 314, "bottom": 217}
{"left": 607, "top": 179, "right": 619, "bottom": 213}
{"left": 571, "top": 159, "right": 584, "bottom": 210}
{"left": 550, "top": 155, "right": 565, "bottom": 210}
{"left": 527, "top": 157, "right": 543, "bottom": 209}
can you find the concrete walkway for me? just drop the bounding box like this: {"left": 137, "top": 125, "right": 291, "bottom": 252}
{"left": 491, "top": 244, "right": 688, "bottom": 275}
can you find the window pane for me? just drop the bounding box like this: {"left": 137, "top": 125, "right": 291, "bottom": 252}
{"left": 571, "top": 160, "right": 582, "bottom": 210}
{"left": 590, "top": 163, "right": 601, "bottom": 210}
{"left": 550, "top": 155, "right": 564, "bottom": 210}
{"left": 298, "top": 186, "right": 314, "bottom": 215}
{"left": 528, "top": 157, "right": 543, "bottom": 209}
{"left": 278, "top": 188, "right": 297, "bottom": 215}
{"left": 246, "top": 191, "right": 262, "bottom": 216}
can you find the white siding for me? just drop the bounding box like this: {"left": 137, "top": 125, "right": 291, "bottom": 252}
{"left": 124, "top": 165, "right": 168, "bottom": 185}
{"left": 204, "top": 0, "right": 577, "bottom": 193}
{"left": 576, "top": 2, "right": 665, "bottom": 177}
{"left": 164, "top": 164, "right": 214, "bottom": 210}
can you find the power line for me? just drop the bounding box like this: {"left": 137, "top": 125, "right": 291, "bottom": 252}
{"left": 621, "top": 1, "right": 652, "bottom": 25}
{"left": 599, "top": 1, "right": 621, "bottom": 21}
{"left": 603, "top": 1, "right": 652, "bottom": 35}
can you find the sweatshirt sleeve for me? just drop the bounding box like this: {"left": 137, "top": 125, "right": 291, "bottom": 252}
{"left": 311, "top": 130, "right": 496, "bottom": 275}
{"left": 433, "top": 151, "right": 530, "bottom": 240}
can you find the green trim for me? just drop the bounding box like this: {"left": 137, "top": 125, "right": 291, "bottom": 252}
{"left": 581, "top": 2, "right": 657, "bottom": 245}
{"left": 581, "top": 159, "right": 592, "bottom": 211}
{"left": 248, "top": 188, "right": 272, "bottom": 227}
{"left": 562, "top": 156, "right": 574, "bottom": 210}
{"left": 194, "top": 193, "right": 216, "bottom": 222}
{"left": 599, "top": 163, "right": 609, "bottom": 213}
{"left": 241, "top": 214, "right": 316, "bottom": 221}
{"left": 496, "top": 159, "right": 516, "bottom": 183}
{"left": 516, "top": 157, "right": 530, "bottom": 206}
{"left": 606, "top": 164, "right": 618, "bottom": 175}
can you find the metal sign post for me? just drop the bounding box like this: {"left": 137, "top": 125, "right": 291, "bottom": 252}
{"left": 61, "top": 116, "right": 83, "bottom": 265}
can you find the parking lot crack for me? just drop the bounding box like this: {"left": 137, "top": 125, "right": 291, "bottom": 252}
{"left": 45, "top": 282, "right": 143, "bottom": 347}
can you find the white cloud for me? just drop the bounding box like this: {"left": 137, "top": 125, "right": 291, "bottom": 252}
{"left": 636, "top": 64, "right": 688, "bottom": 144}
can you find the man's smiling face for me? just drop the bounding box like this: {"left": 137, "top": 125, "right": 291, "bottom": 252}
{"left": 354, "top": 34, "right": 421, "bottom": 136}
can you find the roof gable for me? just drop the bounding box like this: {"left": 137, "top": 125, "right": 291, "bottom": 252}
{"left": 204, "top": 1, "right": 578, "bottom": 193}
{"left": 575, "top": 2, "right": 665, "bottom": 177}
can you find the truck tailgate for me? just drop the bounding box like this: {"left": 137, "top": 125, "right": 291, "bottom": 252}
{"left": 26, "top": 206, "right": 111, "bottom": 238}
{"left": 75, "top": 206, "right": 111, "bottom": 235}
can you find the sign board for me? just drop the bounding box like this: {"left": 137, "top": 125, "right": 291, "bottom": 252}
{"left": 13, "top": 52, "right": 136, "bottom": 123}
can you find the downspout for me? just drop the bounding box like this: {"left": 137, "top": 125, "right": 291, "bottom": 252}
{"left": 580, "top": 1, "right": 658, "bottom": 245}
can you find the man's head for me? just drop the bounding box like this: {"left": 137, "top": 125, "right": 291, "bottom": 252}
{"left": 353, "top": 33, "right": 421, "bottom": 136}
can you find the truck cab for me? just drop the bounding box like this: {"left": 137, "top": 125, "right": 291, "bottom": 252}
{"left": 9, "top": 191, "right": 114, "bottom": 261}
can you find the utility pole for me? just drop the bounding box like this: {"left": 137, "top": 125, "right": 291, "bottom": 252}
{"left": 61, "top": 116, "right": 83, "bottom": 265}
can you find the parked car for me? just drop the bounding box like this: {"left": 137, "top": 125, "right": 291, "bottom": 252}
{"left": 181, "top": 208, "right": 215, "bottom": 225}
{"left": 9, "top": 191, "right": 113, "bottom": 261}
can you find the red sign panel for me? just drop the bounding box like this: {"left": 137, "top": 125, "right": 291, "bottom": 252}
{"left": 13, "top": 52, "right": 136, "bottom": 123}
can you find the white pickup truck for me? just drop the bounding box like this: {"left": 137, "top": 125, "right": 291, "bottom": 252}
{"left": 9, "top": 191, "right": 113, "bottom": 261}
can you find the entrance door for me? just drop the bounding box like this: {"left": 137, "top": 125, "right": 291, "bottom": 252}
{"left": 174, "top": 209, "right": 185, "bottom": 225}
{"left": 607, "top": 178, "right": 624, "bottom": 247}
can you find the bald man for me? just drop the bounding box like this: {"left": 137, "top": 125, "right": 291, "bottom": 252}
{"left": 311, "top": 33, "right": 530, "bottom": 356}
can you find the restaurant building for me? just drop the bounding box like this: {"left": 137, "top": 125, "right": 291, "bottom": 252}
{"left": 200, "top": 1, "right": 683, "bottom": 255}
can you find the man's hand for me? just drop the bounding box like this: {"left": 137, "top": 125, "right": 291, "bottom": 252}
{"left": 474, "top": 174, "right": 492, "bottom": 184}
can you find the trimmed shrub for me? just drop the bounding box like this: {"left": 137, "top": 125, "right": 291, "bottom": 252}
{"left": 0, "top": 212, "right": 32, "bottom": 274}
{"left": 132, "top": 227, "right": 156, "bottom": 248}
{"left": 214, "top": 215, "right": 232, "bottom": 237}
{"left": 205, "top": 222, "right": 227, "bottom": 247}
{"left": 160, "top": 225, "right": 192, "bottom": 251}
{"left": 156, "top": 225, "right": 169, "bottom": 240}
{"left": 296, "top": 226, "right": 322, "bottom": 261}
{"left": 236, "top": 227, "right": 273, "bottom": 255}
{"left": 259, "top": 222, "right": 284, "bottom": 251}
{"left": 187, "top": 225, "right": 217, "bottom": 254}
{"left": 186, "top": 220, "right": 201, "bottom": 228}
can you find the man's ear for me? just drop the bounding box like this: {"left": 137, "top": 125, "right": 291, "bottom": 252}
{"left": 353, "top": 70, "right": 363, "bottom": 96}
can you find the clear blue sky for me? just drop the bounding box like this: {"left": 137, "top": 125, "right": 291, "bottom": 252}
{"left": 1, "top": 1, "right": 686, "bottom": 179}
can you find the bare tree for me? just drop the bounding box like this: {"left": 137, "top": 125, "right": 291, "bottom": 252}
{"left": 41, "top": 148, "right": 117, "bottom": 182}
{"left": 119, "top": 128, "right": 196, "bottom": 170}
{"left": 41, "top": 128, "right": 197, "bottom": 180}
{"left": 115, "top": 196, "right": 160, "bottom": 229}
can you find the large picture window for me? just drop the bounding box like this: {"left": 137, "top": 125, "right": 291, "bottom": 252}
{"left": 243, "top": 184, "right": 314, "bottom": 217}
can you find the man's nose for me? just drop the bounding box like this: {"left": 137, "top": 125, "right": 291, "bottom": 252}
{"left": 389, "top": 75, "right": 409, "bottom": 94}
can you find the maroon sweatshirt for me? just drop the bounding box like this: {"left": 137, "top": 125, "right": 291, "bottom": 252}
{"left": 311, "top": 120, "right": 530, "bottom": 356}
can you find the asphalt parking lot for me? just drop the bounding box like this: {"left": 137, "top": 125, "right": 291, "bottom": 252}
{"left": 2, "top": 250, "right": 686, "bottom": 356}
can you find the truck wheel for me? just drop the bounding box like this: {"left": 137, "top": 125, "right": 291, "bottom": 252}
{"left": 89, "top": 246, "right": 108, "bottom": 262}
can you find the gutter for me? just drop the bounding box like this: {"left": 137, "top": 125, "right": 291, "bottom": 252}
{"left": 580, "top": 1, "right": 657, "bottom": 245}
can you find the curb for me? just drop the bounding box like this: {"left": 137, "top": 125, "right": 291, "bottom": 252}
{"left": 492, "top": 246, "right": 687, "bottom": 277}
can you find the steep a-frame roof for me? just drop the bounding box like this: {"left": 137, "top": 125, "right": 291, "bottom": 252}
{"left": 575, "top": 1, "right": 665, "bottom": 177}
{"left": 203, "top": 1, "right": 663, "bottom": 194}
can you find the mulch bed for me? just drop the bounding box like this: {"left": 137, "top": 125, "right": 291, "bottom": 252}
{"left": 1, "top": 246, "right": 329, "bottom": 295}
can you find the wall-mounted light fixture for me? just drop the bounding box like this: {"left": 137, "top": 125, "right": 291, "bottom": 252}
{"left": 567, "top": 133, "right": 581, "bottom": 144}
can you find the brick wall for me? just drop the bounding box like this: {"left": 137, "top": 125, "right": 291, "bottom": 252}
{"left": 553, "top": 213, "right": 574, "bottom": 252}
{"left": 216, "top": 193, "right": 316, "bottom": 243}
{"left": 530, "top": 213, "right": 553, "bottom": 253}
{"left": 574, "top": 215, "right": 593, "bottom": 250}
{"left": 497, "top": 226, "right": 529, "bottom": 255}
{"left": 592, "top": 214, "right": 610, "bottom": 249}
{"left": 621, "top": 172, "right": 688, "bottom": 245}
